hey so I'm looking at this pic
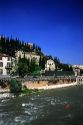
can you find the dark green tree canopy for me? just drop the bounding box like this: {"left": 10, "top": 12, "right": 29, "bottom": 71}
{"left": 9, "top": 79, "right": 22, "bottom": 94}
{"left": 0, "top": 35, "right": 42, "bottom": 57}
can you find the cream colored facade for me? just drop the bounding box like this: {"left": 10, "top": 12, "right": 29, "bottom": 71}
{"left": 72, "top": 65, "right": 83, "bottom": 76}
{"left": 45, "top": 59, "right": 56, "bottom": 71}
{"left": 72, "top": 65, "right": 83, "bottom": 70}
{"left": 15, "top": 51, "right": 40, "bottom": 62}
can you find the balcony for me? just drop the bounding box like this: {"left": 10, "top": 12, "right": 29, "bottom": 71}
{"left": 5, "top": 65, "right": 12, "bottom": 69}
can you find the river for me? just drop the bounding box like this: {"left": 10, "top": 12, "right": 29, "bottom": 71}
{"left": 0, "top": 85, "right": 83, "bottom": 125}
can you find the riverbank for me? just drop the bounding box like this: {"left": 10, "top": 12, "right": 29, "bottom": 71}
{"left": 37, "top": 82, "right": 77, "bottom": 90}
{"left": 0, "top": 82, "right": 77, "bottom": 99}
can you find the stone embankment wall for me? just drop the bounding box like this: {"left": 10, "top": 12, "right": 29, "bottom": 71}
{"left": 0, "top": 77, "right": 76, "bottom": 91}
{"left": 22, "top": 78, "right": 76, "bottom": 89}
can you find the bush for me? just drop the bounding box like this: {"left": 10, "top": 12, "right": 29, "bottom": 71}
{"left": 9, "top": 79, "right": 22, "bottom": 94}
{"left": 22, "top": 86, "right": 39, "bottom": 95}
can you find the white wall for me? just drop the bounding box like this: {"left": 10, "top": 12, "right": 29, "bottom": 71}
{"left": 0, "top": 57, "right": 12, "bottom": 75}
{"left": 45, "top": 59, "right": 55, "bottom": 71}
{"left": 2, "top": 57, "right": 7, "bottom": 75}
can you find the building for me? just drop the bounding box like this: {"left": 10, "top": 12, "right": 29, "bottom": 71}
{"left": 15, "top": 51, "right": 40, "bottom": 63}
{"left": 28, "top": 43, "right": 33, "bottom": 49}
{"left": 0, "top": 54, "right": 15, "bottom": 75}
{"left": 73, "top": 68, "right": 80, "bottom": 76}
{"left": 72, "top": 65, "right": 83, "bottom": 70}
{"left": 45, "top": 59, "right": 56, "bottom": 71}
{"left": 72, "top": 65, "right": 83, "bottom": 76}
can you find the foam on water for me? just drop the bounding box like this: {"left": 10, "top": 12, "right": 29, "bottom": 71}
{"left": 0, "top": 120, "right": 4, "bottom": 125}
{"left": 14, "top": 116, "right": 21, "bottom": 122}
{"left": 24, "top": 110, "right": 32, "bottom": 115}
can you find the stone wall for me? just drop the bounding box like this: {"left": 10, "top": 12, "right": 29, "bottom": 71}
{"left": 22, "top": 78, "right": 76, "bottom": 89}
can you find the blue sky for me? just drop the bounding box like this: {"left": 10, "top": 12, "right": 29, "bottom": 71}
{"left": 0, "top": 0, "right": 83, "bottom": 64}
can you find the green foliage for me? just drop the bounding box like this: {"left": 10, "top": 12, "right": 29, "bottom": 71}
{"left": 59, "top": 64, "right": 73, "bottom": 71}
{"left": 9, "top": 79, "right": 22, "bottom": 94}
{"left": 17, "top": 57, "right": 41, "bottom": 76}
{"left": 18, "top": 59, "right": 29, "bottom": 77}
{"left": 39, "top": 56, "right": 48, "bottom": 69}
{"left": 0, "top": 35, "right": 42, "bottom": 57}
{"left": 32, "top": 65, "right": 41, "bottom": 75}
{"left": 80, "top": 69, "right": 83, "bottom": 75}
{"left": 22, "top": 86, "right": 39, "bottom": 95}
{"left": 54, "top": 57, "right": 60, "bottom": 69}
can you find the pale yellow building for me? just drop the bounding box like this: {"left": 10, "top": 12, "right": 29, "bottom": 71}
{"left": 72, "top": 65, "right": 83, "bottom": 70}
{"left": 15, "top": 51, "right": 40, "bottom": 62}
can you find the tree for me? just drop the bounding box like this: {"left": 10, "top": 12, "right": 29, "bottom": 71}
{"left": 11, "top": 65, "right": 18, "bottom": 75}
{"left": 0, "top": 35, "right": 43, "bottom": 57}
{"left": 18, "top": 61, "right": 29, "bottom": 77}
{"left": 9, "top": 79, "right": 22, "bottom": 95}
{"left": 54, "top": 57, "right": 60, "bottom": 69}
{"left": 40, "top": 56, "right": 48, "bottom": 70}
{"left": 33, "top": 43, "right": 36, "bottom": 52}
{"left": 29, "top": 59, "right": 36, "bottom": 73}
{"left": 60, "top": 63, "right": 73, "bottom": 71}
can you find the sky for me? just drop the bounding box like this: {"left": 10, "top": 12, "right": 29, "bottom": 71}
{"left": 0, "top": 0, "right": 83, "bottom": 64}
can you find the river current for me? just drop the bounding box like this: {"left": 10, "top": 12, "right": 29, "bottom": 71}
{"left": 0, "top": 85, "right": 83, "bottom": 125}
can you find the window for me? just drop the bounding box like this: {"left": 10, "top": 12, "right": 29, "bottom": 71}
{"left": 0, "top": 62, "right": 3, "bottom": 67}
{"left": 0, "top": 69, "right": 3, "bottom": 74}
{"left": 0, "top": 57, "right": 2, "bottom": 60}
{"left": 7, "top": 57, "right": 11, "bottom": 61}
{"left": 7, "top": 62, "right": 11, "bottom": 67}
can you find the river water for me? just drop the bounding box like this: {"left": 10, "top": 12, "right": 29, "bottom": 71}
{"left": 0, "top": 85, "right": 83, "bottom": 125}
